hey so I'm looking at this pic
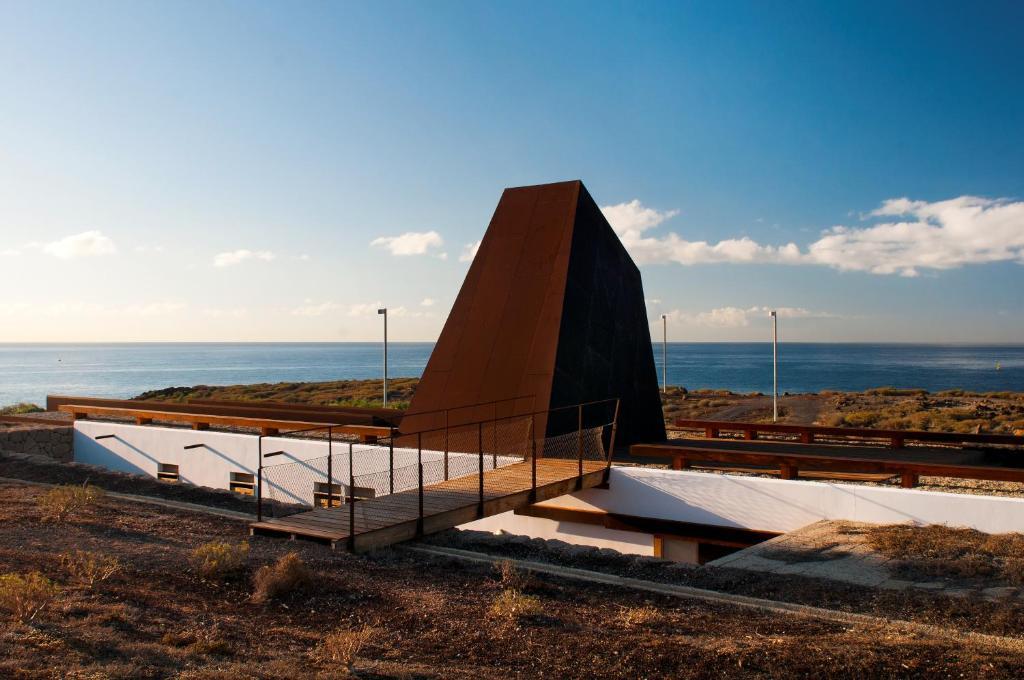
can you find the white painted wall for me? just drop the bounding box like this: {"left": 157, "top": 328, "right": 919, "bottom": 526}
{"left": 73, "top": 421, "right": 518, "bottom": 507}
{"left": 462, "top": 511, "right": 658, "bottom": 557}
{"left": 534, "top": 467, "right": 1024, "bottom": 534}
{"left": 459, "top": 467, "right": 1024, "bottom": 557}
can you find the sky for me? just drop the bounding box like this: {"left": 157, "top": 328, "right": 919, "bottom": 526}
{"left": 1, "top": 1, "right": 1022, "bottom": 343}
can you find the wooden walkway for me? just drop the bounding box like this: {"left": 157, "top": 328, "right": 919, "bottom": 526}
{"left": 250, "top": 458, "right": 609, "bottom": 551}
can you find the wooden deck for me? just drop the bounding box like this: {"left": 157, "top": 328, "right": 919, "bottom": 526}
{"left": 250, "top": 458, "right": 609, "bottom": 551}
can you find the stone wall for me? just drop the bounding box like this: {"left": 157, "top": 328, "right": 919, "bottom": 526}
{"left": 0, "top": 425, "right": 73, "bottom": 462}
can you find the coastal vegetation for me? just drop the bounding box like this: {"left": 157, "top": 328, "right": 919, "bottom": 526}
{"left": 124, "top": 378, "right": 1024, "bottom": 436}
{"left": 3, "top": 482, "right": 1021, "bottom": 676}
{"left": 0, "top": 403, "right": 43, "bottom": 415}
{"left": 134, "top": 378, "right": 417, "bottom": 411}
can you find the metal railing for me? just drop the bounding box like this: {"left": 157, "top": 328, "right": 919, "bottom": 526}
{"left": 256, "top": 397, "right": 621, "bottom": 545}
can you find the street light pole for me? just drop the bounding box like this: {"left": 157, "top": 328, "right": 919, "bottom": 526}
{"left": 661, "top": 313, "right": 667, "bottom": 393}
{"left": 378, "top": 307, "right": 388, "bottom": 407}
{"left": 771, "top": 310, "right": 778, "bottom": 422}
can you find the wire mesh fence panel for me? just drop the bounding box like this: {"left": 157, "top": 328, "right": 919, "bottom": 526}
{"left": 538, "top": 424, "right": 608, "bottom": 461}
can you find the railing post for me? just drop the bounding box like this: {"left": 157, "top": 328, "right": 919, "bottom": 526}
{"left": 348, "top": 442, "right": 355, "bottom": 551}
{"left": 530, "top": 414, "right": 537, "bottom": 503}
{"left": 326, "top": 426, "right": 333, "bottom": 508}
{"left": 577, "top": 403, "right": 584, "bottom": 483}
{"left": 417, "top": 462, "right": 424, "bottom": 536}
{"left": 443, "top": 409, "right": 449, "bottom": 481}
{"left": 256, "top": 434, "right": 263, "bottom": 522}
{"left": 605, "top": 399, "right": 620, "bottom": 485}
{"left": 388, "top": 430, "right": 394, "bottom": 495}
{"left": 478, "top": 421, "right": 484, "bottom": 517}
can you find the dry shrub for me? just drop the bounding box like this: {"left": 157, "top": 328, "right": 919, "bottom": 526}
{"left": 190, "top": 541, "right": 249, "bottom": 579}
{"left": 869, "top": 524, "right": 1024, "bottom": 584}
{"left": 494, "top": 559, "right": 527, "bottom": 590}
{"left": 162, "top": 624, "right": 232, "bottom": 656}
{"left": 489, "top": 588, "right": 543, "bottom": 621}
{"left": 1005, "top": 558, "right": 1024, "bottom": 586}
{"left": 0, "top": 572, "right": 60, "bottom": 622}
{"left": 316, "top": 626, "right": 375, "bottom": 672}
{"left": 252, "top": 552, "right": 312, "bottom": 603}
{"left": 37, "top": 483, "right": 104, "bottom": 522}
{"left": 618, "top": 605, "right": 659, "bottom": 628}
{"left": 61, "top": 550, "right": 122, "bottom": 587}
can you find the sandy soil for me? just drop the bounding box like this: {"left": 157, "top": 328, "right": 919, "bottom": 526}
{"left": 2, "top": 483, "right": 1023, "bottom": 678}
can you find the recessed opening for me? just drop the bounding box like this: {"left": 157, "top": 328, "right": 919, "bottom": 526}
{"left": 157, "top": 463, "right": 179, "bottom": 483}
{"left": 313, "top": 482, "right": 343, "bottom": 508}
{"left": 230, "top": 471, "right": 255, "bottom": 496}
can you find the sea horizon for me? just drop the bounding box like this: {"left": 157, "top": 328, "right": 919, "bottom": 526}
{"left": 1, "top": 341, "right": 1022, "bottom": 407}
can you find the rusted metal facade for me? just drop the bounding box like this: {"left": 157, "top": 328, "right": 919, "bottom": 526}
{"left": 402, "top": 180, "right": 665, "bottom": 450}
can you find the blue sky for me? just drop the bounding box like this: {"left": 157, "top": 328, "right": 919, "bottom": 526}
{"left": 1, "top": 1, "right": 1022, "bottom": 342}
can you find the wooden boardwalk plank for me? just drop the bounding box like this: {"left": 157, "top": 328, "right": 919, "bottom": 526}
{"left": 250, "top": 459, "right": 608, "bottom": 550}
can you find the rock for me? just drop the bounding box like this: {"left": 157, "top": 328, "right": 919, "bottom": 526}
{"left": 982, "top": 586, "right": 1017, "bottom": 600}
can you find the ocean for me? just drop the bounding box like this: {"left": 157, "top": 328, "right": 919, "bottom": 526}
{"left": 0, "top": 342, "right": 1022, "bottom": 407}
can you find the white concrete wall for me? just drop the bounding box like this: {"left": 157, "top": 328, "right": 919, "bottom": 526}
{"left": 462, "top": 511, "right": 658, "bottom": 556}
{"left": 538, "top": 467, "right": 1024, "bottom": 534}
{"left": 458, "top": 467, "right": 1024, "bottom": 557}
{"left": 73, "top": 421, "right": 517, "bottom": 507}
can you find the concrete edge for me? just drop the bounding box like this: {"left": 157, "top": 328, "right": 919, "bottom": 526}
{"left": 0, "top": 475, "right": 253, "bottom": 521}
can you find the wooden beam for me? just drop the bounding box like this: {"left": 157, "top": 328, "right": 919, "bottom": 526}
{"left": 57, "top": 403, "right": 391, "bottom": 440}
{"left": 673, "top": 418, "right": 1024, "bottom": 448}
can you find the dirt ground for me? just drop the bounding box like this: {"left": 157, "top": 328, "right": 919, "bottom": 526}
{"left": 2, "top": 483, "right": 1023, "bottom": 679}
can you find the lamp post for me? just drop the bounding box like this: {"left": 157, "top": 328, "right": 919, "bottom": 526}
{"left": 771, "top": 310, "right": 778, "bottom": 422}
{"left": 378, "top": 307, "right": 388, "bottom": 407}
{"left": 661, "top": 313, "right": 668, "bottom": 393}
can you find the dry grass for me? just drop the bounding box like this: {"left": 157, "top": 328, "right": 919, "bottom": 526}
{"left": 162, "top": 624, "right": 233, "bottom": 656}
{"left": 190, "top": 541, "right": 249, "bottom": 579}
{"left": 134, "top": 378, "right": 419, "bottom": 410}
{"left": 60, "top": 550, "right": 122, "bottom": 587}
{"left": 617, "top": 605, "right": 659, "bottom": 628}
{"left": 36, "top": 483, "right": 103, "bottom": 522}
{"left": 0, "top": 572, "right": 60, "bottom": 622}
{"left": 252, "top": 552, "right": 313, "bottom": 603}
{"left": 868, "top": 524, "right": 1024, "bottom": 584}
{"left": 494, "top": 559, "right": 528, "bottom": 590}
{"left": 2, "top": 484, "right": 1024, "bottom": 677}
{"left": 315, "top": 625, "right": 375, "bottom": 673}
{"left": 489, "top": 588, "right": 544, "bottom": 621}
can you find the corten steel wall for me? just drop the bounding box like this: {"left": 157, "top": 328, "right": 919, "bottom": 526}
{"left": 402, "top": 180, "right": 664, "bottom": 450}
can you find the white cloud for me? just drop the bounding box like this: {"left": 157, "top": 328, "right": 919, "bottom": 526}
{"left": 601, "top": 200, "right": 801, "bottom": 267}
{"left": 370, "top": 231, "right": 443, "bottom": 256}
{"left": 602, "top": 196, "right": 1024, "bottom": 276}
{"left": 134, "top": 245, "right": 165, "bottom": 254}
{"left": 663, "top": 306, "right": 834, "bottom": 328}
{"left": 213, "top": 249, "right": 275, "bottom": 267}
{"left": 808, "top": 196, "right": 1024, "bottom": 277}
{"left": 40, "top": 231, "right": 117, "bottom": 259}
{"left": 202, "top": 307, "right": 249, "bottom": 319}
{"left": 291, "top": 300, "right": 344, "bottom": 317}
{"left": 0, "top": 300, "right": 185, "bottom": 317}
{"left": 420, "top": 298, "right": 435, "bottom": 307}
{"left": 347, "top": 301, "right": 409, "bottom": 318}
{"left": 601, "top": 200, "right": 679, "bottom": 236}
{"left": 459, "top": 240, "right": 481, "bottom": 263}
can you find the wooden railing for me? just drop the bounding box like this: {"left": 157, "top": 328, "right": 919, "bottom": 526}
{"left": 47, "top": 395, "right": 381, "bottom": 427}
{"left": 672, "top": 419, "right": 1024, "bottom": 449}
{"left": 57, "top": 403, "right": 392, "bottom": 441}
{"left": 631, "top": 440, "right": 1024, "bottom": 489}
